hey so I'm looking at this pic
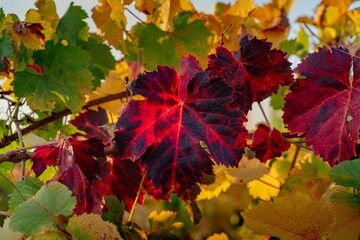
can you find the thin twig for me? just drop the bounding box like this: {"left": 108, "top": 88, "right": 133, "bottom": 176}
{"left": 0, "top": 172, "right": 26, "bottom": 201}
{"left": 290, "top": 144, "right": 300, "bottom": 171}
{"left": 128, "top": 172, "right": 147, "bottom": 223}
{"left": 221, "top": 24, "right": 232, "bottom": 46}
{"left": 12, "top": 103, "right": 26, "bottom": 181}
{"left": 0, "top": 91, "right": 128, "bottom": 149}
{"left": 0, "top": 210, "right": 10, "bottom": 217}
{"left": 124, "top": 7, "right": 146, "bottom": 25}
{"left": 257, "top": 101, "right": 271, "bottom": 127}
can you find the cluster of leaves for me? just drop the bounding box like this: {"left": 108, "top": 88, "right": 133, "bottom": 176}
{"left": 0, "top": 0, "right": 360, "bottom": 239}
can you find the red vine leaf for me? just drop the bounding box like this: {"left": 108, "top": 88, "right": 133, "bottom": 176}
{"left": 32, "top": 137, "right": 106, "bottom": 214}
{"left": 70, "top": 107, "right": 111, "bottom": 145}
{"left": 283, "top": 48, "right": 360, "bottom": 166}
{"left": 115, "top": 62, "right": 248, "bottom": 197}
{"left": 250, "top": 123, "right": 290, "bottom": 162}
{"left": 208, "top": 35, "right": 293, "bottom": 112}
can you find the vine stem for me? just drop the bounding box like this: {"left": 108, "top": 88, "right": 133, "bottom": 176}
{"left": 290, "top": 144, "right": 300, "bottom": 171}
{"left": 128, "top": 171, "right": 147, "bottom": 223}
{"left": 12, "top": 103, "right": 26, "bottom": 181}
{"left": 257, "top": 101, "right": 271, "bottom": 127}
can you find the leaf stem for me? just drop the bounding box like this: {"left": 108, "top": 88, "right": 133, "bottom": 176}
{"left": 127, "top": 171, "right": 147, "bottom": 223}
{"left": 124, "top": 7, "right": 146, "bottom": 25}
{"left": 290, "top": 144, "right": 300, "bottom": 170}
{"left": 257, "top": 102, "right": 271, "bottom": 127}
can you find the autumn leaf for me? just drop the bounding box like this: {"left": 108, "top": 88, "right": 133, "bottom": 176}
{"left": 208, "top": 35, "right": 293, "bottom": 112}
{"left": 250, "top": 123, "right": 290, "bottom": 162}
{"left": 136, "top": 11, "right": 213, "bottom": 70}
{"left": 283, "top": 48, "right": 360, "bottom": 165}
{"left": 242, "top": 192, "right": 332, "bottom": 239}
{"left": 92, "top": 0, "right": 127, "bottom": 51}
{"left": 124, "top": 0, "right": 156, "bottom": 15}
{"left": 6, "top": 20, "right": 45, "bottom": 51}
{"left": 115, "top": 58, "right": 248, "bottom": 197}
{"left": 32, "top": 137, "right": 106, "bottom": 214}
{"left": 149, "top": 0, "right": 194, "bottom": 31}
{"left": 0, "top": 29, "right": 14, "bottom": 74}
{"left": 70, "top": 107, "right": 111, "bottom": 145}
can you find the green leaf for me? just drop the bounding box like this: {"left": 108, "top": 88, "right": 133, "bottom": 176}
{"left": 329, "top": 159, "right": 360, "bottom": 189}
{"left": 12, "top": 41, "right": 94, "bottom": 112}
{"left": 9, "top": 181, "right": 76, "bottom": 236}
{"left": 270, "top": 86, "right": 288, "bottom": 110}
{"left": 102, "top": 196, "right": 125, "bottom": 229}
{"left": 8, "top": 176, "right": 43, "bottom": 213}
{"left": 136, "top": 11, "right": 213, "bottom": 70}
{"left": 0, "top": 29, "right": 14, "bottom": 59}
{"left": 28, "top": 231, "right": 68, "bottom": 240}
{"left": 0, "top": 218, "right": 22, "bottom": 240}
{"left": 81, "top": 35, "right": 115, "bottom": 88}
{"left": 67, "top": 213, "right": 121, "bottom": 240}
{"left": 0, "top": 8, "right": 5, "bottom": 32}
{"left": 330, "top": 191, "right": 360, "bottom": 211}
{"left": 56, "top": 2, "right": 89, "bottom": 45}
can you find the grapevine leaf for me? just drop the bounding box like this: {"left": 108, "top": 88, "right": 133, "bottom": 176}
{"left": 150, "top": 0, "right": 194, "bottom": 31}
{"left": 92, "top": 0, "right": 127, "bottom": 51}
{"left": 326, "top": 203, "right": 360, "bottom": 239}
{"left": 0, "top": 218, "right": 22, "bottom": 240}
{"left": 35, "top": 0, "right": 60, "bottom": 27}
{"left": 0, "top": 29, "right": 14, "bottom": 74}
{"left": 86, "top": 60, "right": 143, "bottom": 115}
{"left": 56, "top": 3, "right": 89, "bottom": 45}
{"left": 250, "top": 124, "right": 290, "bottom": 162}
{"left": 208, "top": 35, "right": 293, "bottom": 112}
{"left": 283, "top": 48, "right": 360, "bottom": 165}
{"left": 328, "top": 159, "right": 360, "bottom": 188}
{"left": 207, "top": 233, "right": 230, "bottom": 240}
{"left": 137, "top": 11, "right": 213, "bottom": 70}
{"left": 12, "top": 41, "right": 94, "bottom": 112}
{"left": 102, "top": 196, "right": 125, "bottom": 228}
{"left": 330, "top": 191, "right": 360, "bottom": 211}
{"left": 67, "top": 213, "right": 121, "bottom": 240}
{"left": 242, "top": 192, "right": 332, "bottom": 239}
{"left": 6, "top": 20, "right": 45, "bottom": 50}
{"left": 8, "top": 176, "right": 43, "bottom": 213}
{"left": 32, "top": 137, "right": 106, "bottom": 214}
{"left": 133, "top": 0, "right": 157, "bottom": 15}
{"left": 80, "top": 35, "right": 115, "bottom": 88}
{"left": 115, "top": 65, "right": 248, "bottom": 197}
{"left": 148, "top": 210, "right": 188, "bottom": 239}
{"left": 9, "top": 182, "right": 76, "bottom": 236}
{"left": 70, "top": 107, "right": 111, "bottom": 145}
{"left": 179, "top": 54, "right": 202, "bottom": 100}
{"left": 109, "top": 158, "right": 146, "bottom": 212}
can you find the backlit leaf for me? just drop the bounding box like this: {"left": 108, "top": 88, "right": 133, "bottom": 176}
{"left": 32, "top": 137, "right": 106, "bottom": 214}
{"left": 137, "top": 11, "right": 213, "bottom": 70}
{"left": 115, "top": 60, "right": 248, "bottom": 197}
{"left": 283, "top": 48, "right": 360, "bottom": 165}
{"left": 242, "top": 192, "right": 332, "bottom": 239}
{"left": 102, "top": 196, "right": 125, "bottom": 228}
{"left": 207, "top": 232, "right": 230, "bottom": 240}
{"left": 8, "top": 176, "right": 43, "bottom": 213}
{"left": 0, "top": 29, "right": 14, "bottom": 74}
{"left": 92, "top": 0, "right": 127, "bottom": 51}
{"left": 12, "top": 41, "right": 94, "bottom": 112}
{"left": 208, "top": 35, "right": 293, "bottom": 112}
{"left": 70, "top": 107, "right": 111, "bottom": 145}
{"left": 56, "top": 3, "right": 89, "bottom": 45}
{"left": 148, "top": 210, "right": 188, "bottom": 239}
{"left": 328, "top": 159, "right": 360, "bottom": 188}
{"left": 250, "top": 124, "right": 290, "bottom": 162}
{"left": 67, "top": 213, "right": 121, "bottom": 240}
{"left": 10, "top": 182, "right": 76, "bottom": 236}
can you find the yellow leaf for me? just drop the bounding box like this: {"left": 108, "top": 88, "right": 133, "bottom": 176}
{"left": 197, "top": 157, "right": 268, "bottom": 201}
{"left": 242, "top": 192, "right": 332, "bottom": 239}
{"left": 326, "top": 203, "right": 360, "bottom": 239}
{"left": 207, "top": 232, "right": 230, "bottom": 240}
{"left": 92, "top": 0, "right": 127, "bottom": 51}
{"left": 35, "top": 0, "right": 60, "bottom": 29}
{"left": 25, "top": 9, "right": 56, "bottom": 41}
{"left": 247, "top": 174, "right": 281, "bottom": 201}
{"left": 247, "top": 3, "right": 290, "bottom": 47}
{"left": 347, "top": 8, "right": 360, "bottom": 34}
{"left": 86, "top": 61, "right": 143, "bottom": 115}
{"left": 134, "top": 0, "right": 157, "bottom": 15}
{"left": 224, "top": 0, "right": 256, "bottom": 18}
{"left": 149, "top": 0, "right": 195, "bottom": 31}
